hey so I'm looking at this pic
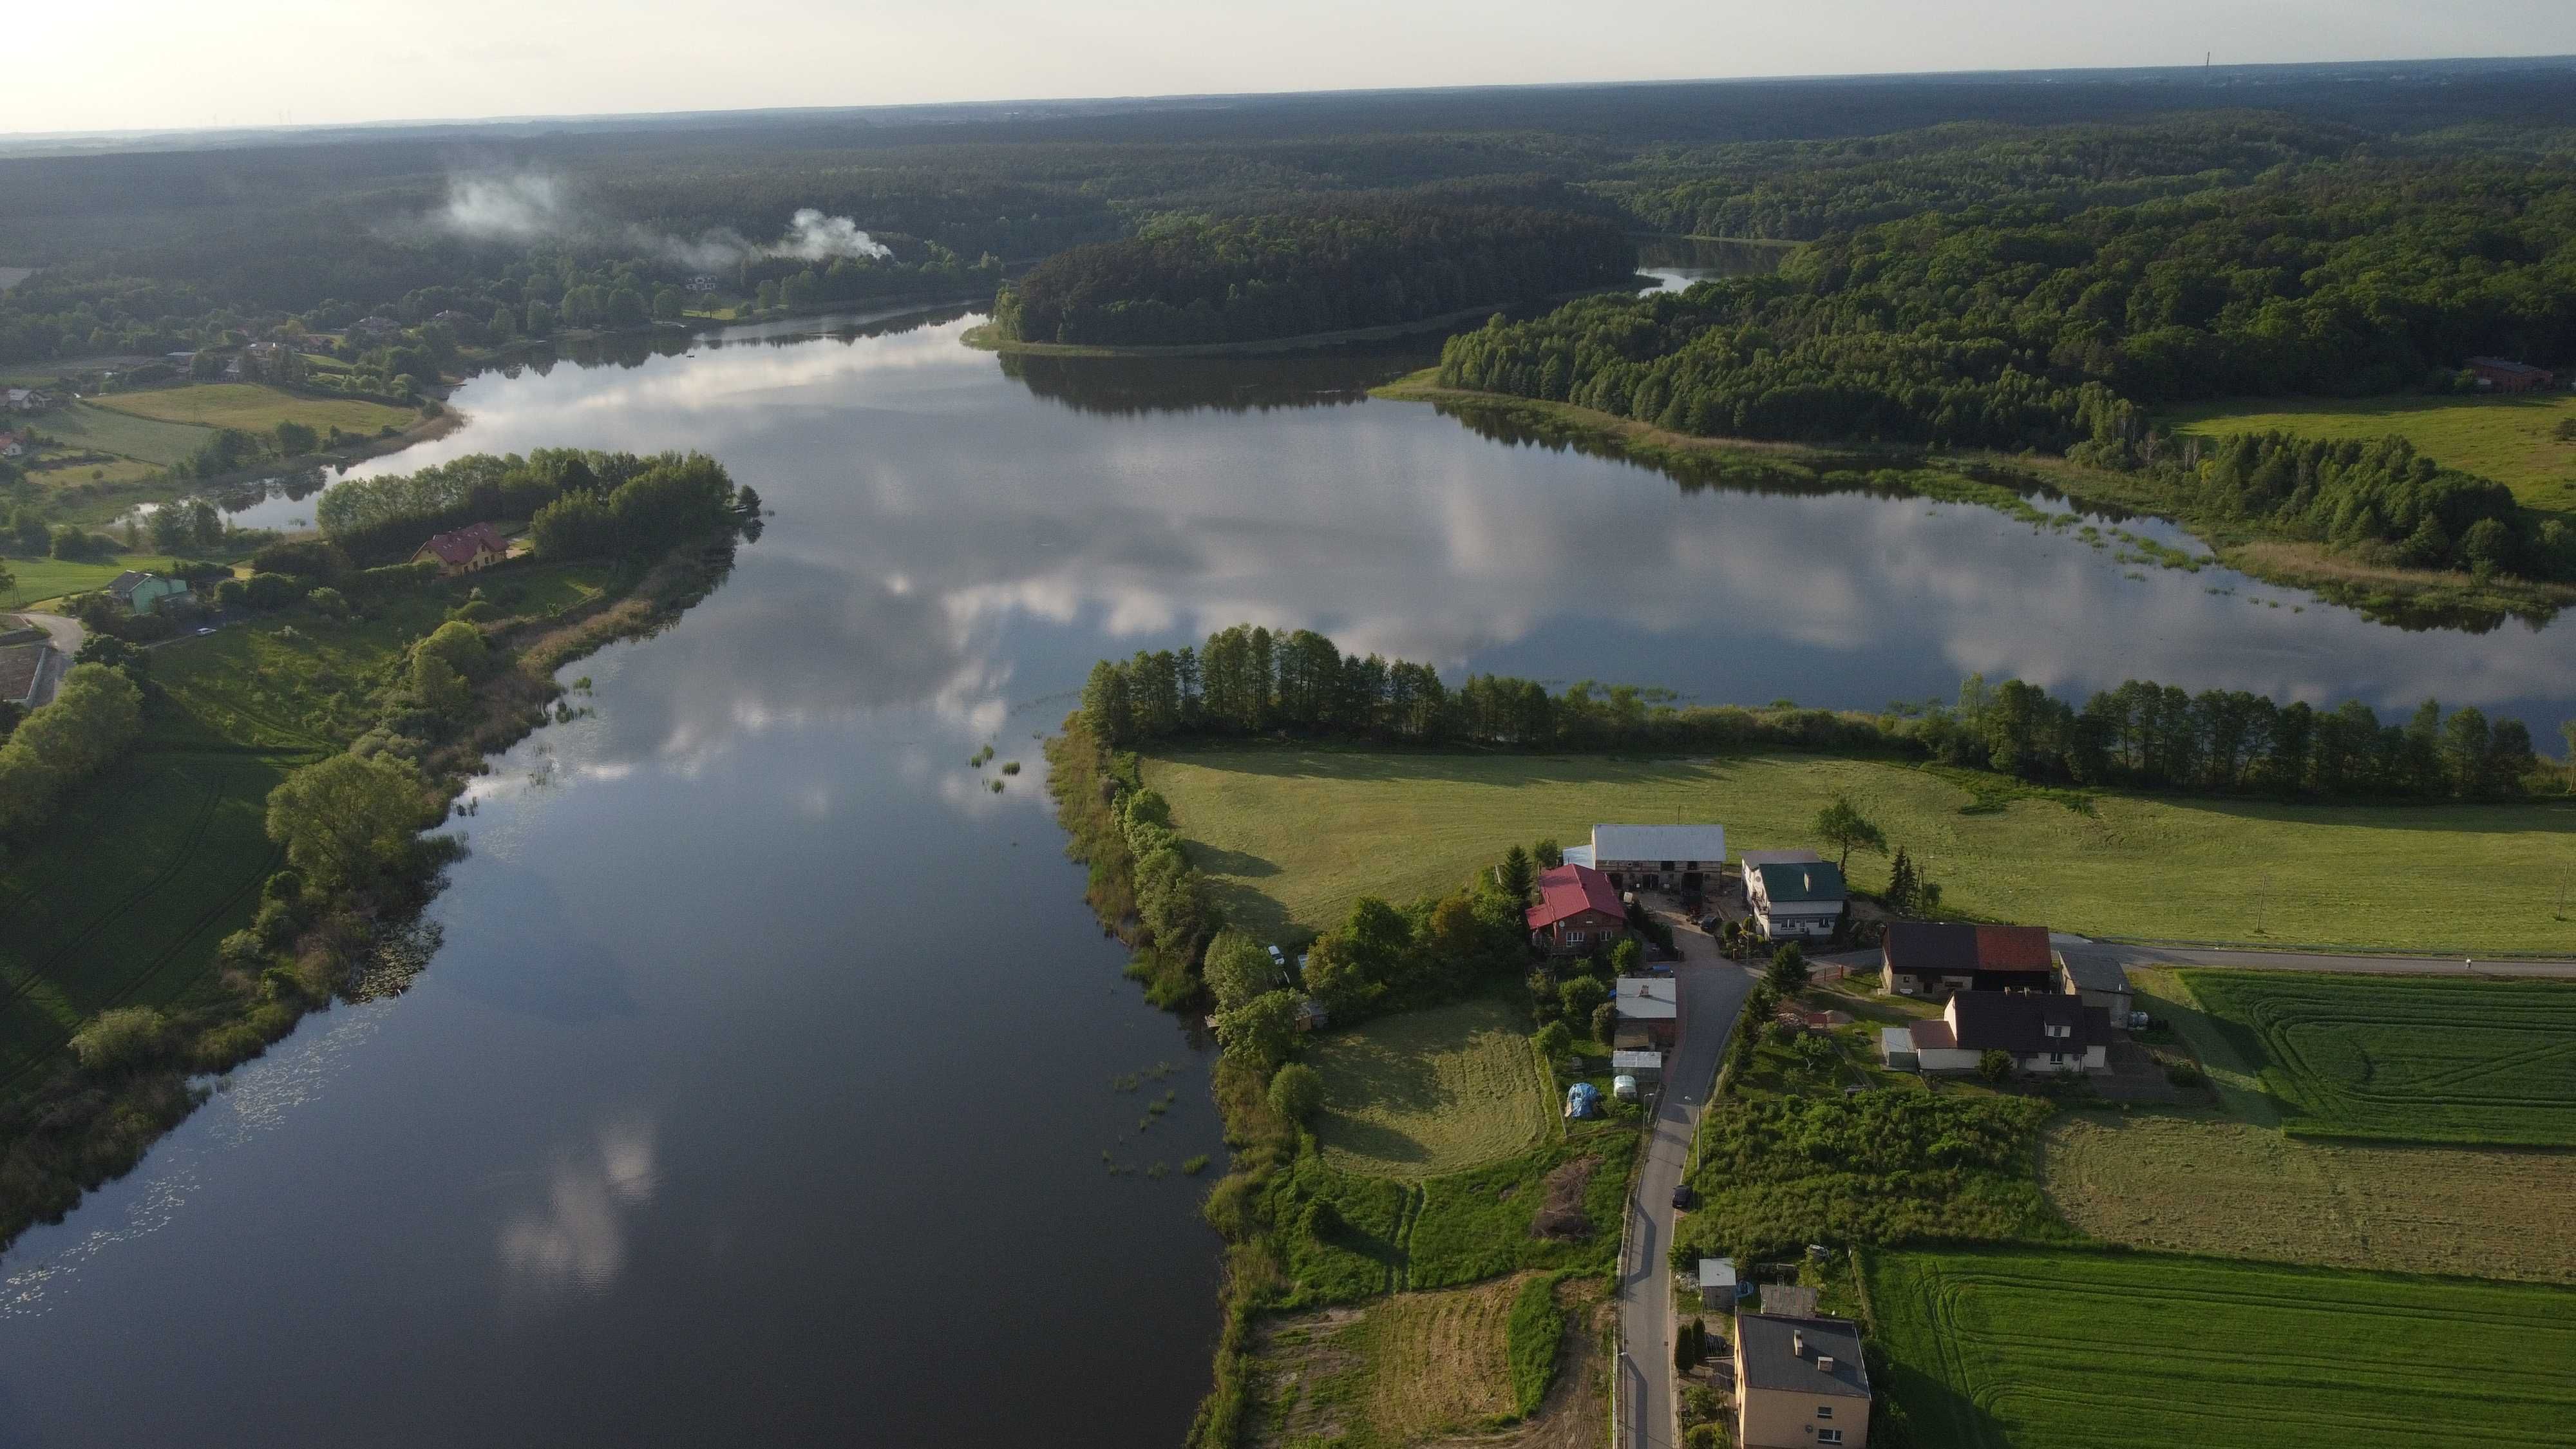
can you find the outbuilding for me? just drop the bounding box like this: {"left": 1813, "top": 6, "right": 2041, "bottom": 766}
{"left": 2058, "top": 947, "right": 2133, "bottom": 1021}
{"left": 1698, "top": 1257, "right": 1740, "bottom": 1310}
{"left": 1611, "top": 1048, "right": 1663, "bottom": 1085}
{"left": 1586, "top": 823, "right": 1726, "bottom": 894}
{"left": 1877, "top": 1026, "right": 1918, "bottom": 1072}
{"left": 1614, "top": 977, "right": 1680, "bottom": 1052}
{"left": 1880, "top": 921, "right": 2054, "bottom": 998}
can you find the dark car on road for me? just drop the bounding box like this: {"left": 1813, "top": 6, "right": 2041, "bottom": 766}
{"left": 1671, "top": 1184, "right": 1696, "bottom": 1210}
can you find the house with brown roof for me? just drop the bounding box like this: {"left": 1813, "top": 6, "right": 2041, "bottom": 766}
{"left": 1524, "top": 863, "right": 1628, "bottom": 956}
{"left": 1879, "top": 922, "right": 2054, "bottom": 998}
{"left": 2467, "top": 356, "right": 2558, "bottom": 393}
{"left": 1903, "top": 990, "right": 2113, "bottom": 1074}
{"left": 411, "top": 522, "right": 509, "bottom": 576}
{"left": 1734, "top": 1311, "right": 1872, "bottom": 1448}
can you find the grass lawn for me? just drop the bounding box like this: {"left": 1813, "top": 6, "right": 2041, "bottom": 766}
{"left": 2168, "top": 969, "right": 2576, "bottom": 1146}
{"left": 93, "top": 383, "right": 413, "bottom": 437}
{"left": 2166, "top": 393, "right": 2576, "bottom": 516}
{"left": 3, "top": 552, "right": 177, "bottom": 609}
{"left": 25, "top": 456, "right": 164, "bottom": 493}
{"left": 0, "top": 750, "right": 300, "bottom": 1089}
{"left": 35, "top": 401, "right": 214, "bottom": 466}
{"left": 1307, "top": 995, "right": 1555, "bottom": 1180}
{"left": 1142, "top": 746, "right": 2576, "bottom": 954}
{"left": 1864, "top": 1245, "right": 2576, "bottom": 1449}
{"left": 2041, "top": 1109, "right": 2576, "bottom": 1283}
{"left": 1253, "top": 1271, "right": 1588, "bottom": 1448}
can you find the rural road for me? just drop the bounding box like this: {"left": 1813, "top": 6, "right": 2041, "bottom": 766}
{"left": 2086, "top": 942, "right": 2576, "bottom": 979}
{"left": 9, "top": 610, "right": 83, "bottom": 708}
{"left": 1618, "top": 907, "right": 1752, "bottom": 1449}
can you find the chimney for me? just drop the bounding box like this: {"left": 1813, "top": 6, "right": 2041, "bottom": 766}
{"left": 1792, "top": 1330, "right": 1806, "bottom": 1357}
{"left": 1817, "top": 1355, "right": 1837, "bottom": 1374}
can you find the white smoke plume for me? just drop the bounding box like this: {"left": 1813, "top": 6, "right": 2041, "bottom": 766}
{"left": 431, "top": 173, "right": 891, "bottom": 268}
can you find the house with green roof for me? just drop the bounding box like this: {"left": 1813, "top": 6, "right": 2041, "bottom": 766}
{"left": 106, "top": 571, "right": 190, "bottom": 615}
{"left": 1741, "top": 849, "right": 1846, "bottom": 941}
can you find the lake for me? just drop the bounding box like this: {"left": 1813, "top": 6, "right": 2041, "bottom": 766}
{"left": 1, "top": 302, "right": 2571, "bottom": 1447}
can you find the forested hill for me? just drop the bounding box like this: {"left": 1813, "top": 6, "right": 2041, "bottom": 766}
{"left": 991, "top": 196, "right": 1634, "bottom": 347}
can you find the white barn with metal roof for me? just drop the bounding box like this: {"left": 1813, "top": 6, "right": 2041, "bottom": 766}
{"left": 1586, "top": 824, "right": 1725, "bottom": 892}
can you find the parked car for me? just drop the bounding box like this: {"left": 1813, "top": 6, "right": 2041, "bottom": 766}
{"left": 2128, "top": 1010, "right": 2153, "bottom": 1030}
{"left": 1671, "top": 1184, "right": 1697, "bottom": 1210}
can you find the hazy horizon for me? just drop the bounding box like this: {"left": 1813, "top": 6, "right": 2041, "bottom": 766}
{"left": 14, "top": 0, "right": 2576, "bottom": 139}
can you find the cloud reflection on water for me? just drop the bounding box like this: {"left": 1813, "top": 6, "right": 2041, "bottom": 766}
{"left": 498, "top": 1118, "right": 659, "bottom": 1302}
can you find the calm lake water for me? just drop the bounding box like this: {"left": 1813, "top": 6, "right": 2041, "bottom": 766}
{"left": 4, "top": 301, "right": 2575, "bottom": 1446}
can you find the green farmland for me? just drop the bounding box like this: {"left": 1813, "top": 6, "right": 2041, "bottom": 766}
{"left": 1141, "top": 747, "right": 2576, "bottom": 954}
{"left": 1864, "top": 1247, "right": 2576, "bottom": 1449}
{"left": 34, "top": 401, "right": 214, "bottom": 468}
{"left": 2166, "top": 392, "right": 2576, "bottom": 516}
{"left": 2174, "top": 970, "right": 2576, "bottom": 1146}
{"left": 1307, "top": 994, "right": 1554, "bottom": 1180}
{"left": 92, "top": 383, "right": 413, "bottom": 437}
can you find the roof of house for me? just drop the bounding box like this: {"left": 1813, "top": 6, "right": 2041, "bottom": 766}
{"left": 414, "top": 522, "right": 509, "bottom": 567}
{"left": 1738, "top": 848, "right": 1823, "bottom": 870}
{"left": 1589, "top": 824, "right": 1726, "bottom": 863}
{"left": 1698, "top": 1258, "right": 1737, "bottom": 1290}
{"left": 0, "top": 643, "right": 44, "bottom": 704}
{"left": 1908, "top": 1018, "right": 1958, "bottom": 1050}
{"left": 1736, "top": 1314, "right": 1871, "bottom": 1399}
{"left": 2059, "top": 949, "right": 2132, "bottom": 995}
{"left": 1881, "top": 921, "right": 2054, "bottom": 976}
{"left": 2468, "top": 355, "right": 2553, "bottom": 377}
{"left": 106, "top": 570, "right": 153, "bottom": 599}
{"left": 1526, "top": 863, "right": 1625, "bottom": 931}
{"left": 1615, "top": 978, "right": 1678, "bottom": 1020}
{"left": 1880, "top": 1025, "right": 1918, "bottom": 1057}
{"left": 1752, "top": 859, "right": 1846, "bottom": 905}
{"left": 1946, "top": 992, "right": 2114, "bottom": 1054}
{"left": 1559, "top": 844, "right": 1595, "bottom": 868}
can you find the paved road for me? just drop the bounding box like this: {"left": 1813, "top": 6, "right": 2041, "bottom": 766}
{"left": 9, "top": 610, "right": 82, "bottom": 707}
{"left": 2088, "top": 941, "right": 2576, "bottom": 979}
{"left": 1618, "top": 909, "right": 1753, "bottom": 1449}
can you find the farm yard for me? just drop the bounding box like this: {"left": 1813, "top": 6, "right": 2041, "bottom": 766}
{"left": 1863, "top": 1246, "right": 2576, "bottom": 1449}
{"left": 2041, "top": 1111, "right": 2576, "bottom": 1283}
{"left": 1307, "top": 994, "right": 1555, "bottom": 1180}
{"left": 2164, "top": 392, "right": 2576, "bottom": 516}
{"left": 1141, "top": 747, "right": 2576, "bottom": 953}
{"left": 92, "top": 382, "right": 414, "bottom": 438}
{"left": 2174, "top": 970, "right": 2576, "bottom": 1147}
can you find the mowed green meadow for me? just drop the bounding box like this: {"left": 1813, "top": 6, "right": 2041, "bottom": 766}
{"left": 2176, "top": 970, "right": 2576, "bottom": 1146}
{"left": 2166, "top": 392, "right": 2576, "bottom": 515}
{"left": 4, "top": 553, "right": 172, "bottom": 608}
{"left": 1307, "top": 994, "right": 1554, "bottom": 1180}
{"left": 1141, "top": 747, "right": 2576, "bottom": 952}
{"left": 1866, "top": 1246, "right": 2576, "bottom": 1449}
{"left": 35, "top": 401, "right": 213, "bottom": 467}
{"left": 93, "top": 383, "right": 412, "bottom": 437}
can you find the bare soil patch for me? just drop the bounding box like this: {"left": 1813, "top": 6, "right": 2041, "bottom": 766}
{"left": 1530, "top": 1157, "right": 1598, "bottom": 1242}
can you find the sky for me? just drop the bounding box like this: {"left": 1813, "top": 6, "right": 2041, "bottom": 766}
{"left": 11, "top": 0, "right": 2576, "bottom": 137}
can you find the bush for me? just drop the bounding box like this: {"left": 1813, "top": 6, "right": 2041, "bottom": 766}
{"left": 306, "top": 586, "right": 350, "bottom": 620}
{"left": 1978, "top": 1048, "right": 2014, "bottom": 1083}
{"left": 1533, "top": 1019, "right": 1573, "bottom": 1061}
{"left": 241, "top": 572, "right": 307, "bottom": 611}
{"left": 68, "top": 1007, "right": 168, "bottom": 1072}
{"left": 1267, "top": 1062, "right": 1324, "bottom": 1124}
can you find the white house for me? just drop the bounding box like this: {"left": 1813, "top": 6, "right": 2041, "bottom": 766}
{"left": 1904, "top": 991, "right": 2112, "bottom": 1074}
{"left": 1586, "top": 823, "right": 1726, "bottom": 893}
{"left": 1741, "top": 849, "right": 1846, "bottom": 940}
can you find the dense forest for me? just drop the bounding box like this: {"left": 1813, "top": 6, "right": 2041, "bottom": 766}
{"left": 1079, "top": 623, "right": 2557, "bottom": 802}
{"left": 992, "top": 189, "right": 1633, "bottom": 346}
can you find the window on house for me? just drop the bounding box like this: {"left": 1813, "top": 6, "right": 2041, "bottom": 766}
{"left": 1819, "top": 1430, "right": 1844, "bottom": 1445}
{"left": 1815, "top": 1405, "right": 1834, "bottom": 1419}
{"left": 2049, "top": 1052, "right": 2066, "bottom": 1065}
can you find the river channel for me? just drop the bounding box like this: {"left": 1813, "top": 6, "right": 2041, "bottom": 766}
{"left": 1, "top": 302, "right": 2572, "bottom": 1446}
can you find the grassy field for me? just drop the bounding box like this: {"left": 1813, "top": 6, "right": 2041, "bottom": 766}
{"left": 1251, "top": 1271, "right": 1604, "bottom": 1449}
{"left": 24, "top": 456, "right": 164, "bottom": 493}
{"left": 1142, "top": 746, "right": 2576, "bottom": 953}
{"left": 1864, "top": 1245, "right": 2576, "bottom": 1449}
{"left": 2168, "top": 969, "right": 2576, "bottom": 1146}
{"left": 2166, "top": 393, "right": 2576, "bottom": 516}
{"left": 2042, "top": 1110, "right": 2576, "bottom": 1283}
{"left": 93, "top": 383, "right": 413, "bottom": 437}
{"left": 0, "top": 750, "right": 299, "bottom": 1088}
{"left": 1308, "top": 995, "right": 1555, "bottom": 1180}
{"left": 3, "top": 553, "right": 172, "bottom": 608}
{"left": 34, "top": 401, "right": 214, "bottom": 466}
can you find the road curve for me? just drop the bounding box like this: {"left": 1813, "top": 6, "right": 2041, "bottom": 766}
{"left": 9, "top": 610, "right": 84, "bottom": 708}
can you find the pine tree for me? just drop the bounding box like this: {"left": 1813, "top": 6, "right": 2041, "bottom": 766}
{"left": 1885, "top": 846, "right": 1919, "bottom": 916}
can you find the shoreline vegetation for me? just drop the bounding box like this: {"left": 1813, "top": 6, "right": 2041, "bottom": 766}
{"left": 958, "top": 281, "right": 1645, "bottom": 360}
{"left": 1045, "top": 713, "right": 1638, "bottom": 1448}
{"left": 0, "top": 448, "right": 758, "bottom": 1256}
{"left": 1370, "top": 368, "right": 2576, "bottom": 625}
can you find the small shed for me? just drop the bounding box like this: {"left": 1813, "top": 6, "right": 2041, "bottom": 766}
{"left": 1293, "top": 998, "right": 1329, "bottom": 1033}
{"left": 1879, "top": 1026, "right": 1919, "bottom": 1072}
{"left": 1698, "top": 1257, "right": 1739, "bottom": 1310}
{"left": 1611, "top": 1049, "right": 1663, "bottom": 1085}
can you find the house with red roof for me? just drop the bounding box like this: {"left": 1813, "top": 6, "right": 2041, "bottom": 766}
{"left": 1526, "top": 863, "right": 1630, "bottom": 956}
{"left": 411, "top": 522, "right": 510, "bottom": 576}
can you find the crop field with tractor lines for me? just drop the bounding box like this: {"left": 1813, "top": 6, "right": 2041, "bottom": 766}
{"left": 1864, "top": 1246, "right": 2576, "bottom": 1449}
